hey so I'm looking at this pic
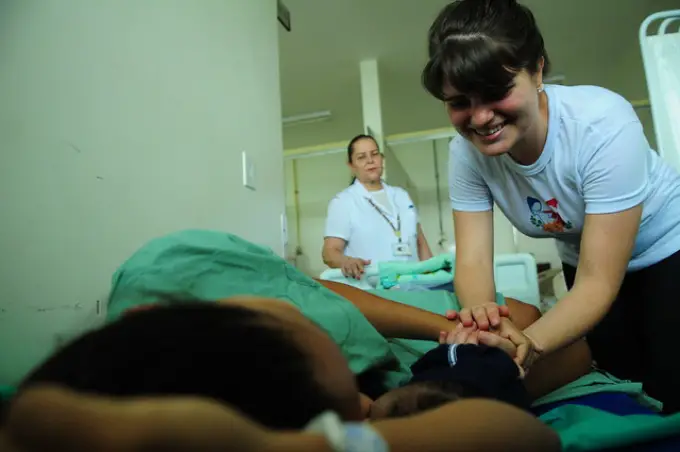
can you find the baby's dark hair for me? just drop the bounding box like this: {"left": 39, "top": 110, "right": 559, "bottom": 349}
{"left": 18, "top": 302, "right": 342, "bottom": 429}
{"left": 379, "top": 380, "right": 482, "bottom": 418}
{"left": 423, "top": 0, "right": 550, "bottom": 101}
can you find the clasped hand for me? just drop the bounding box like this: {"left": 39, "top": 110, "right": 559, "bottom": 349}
{"left": 441, "top": 303, "right": 541, "bottom": 376}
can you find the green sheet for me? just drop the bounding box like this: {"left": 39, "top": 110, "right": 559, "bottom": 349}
{"left": 541, "top": 405, "right": 680, "bottom": 451}
{"left": 107, "top": 229, "right": 411, "bottom": 388}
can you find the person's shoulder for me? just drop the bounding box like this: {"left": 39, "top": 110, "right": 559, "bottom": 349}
{"left": 551, "top": 84, "right": 637, "bottom": 129}
{"left": 449, "top": 134, "right": 474, "bottom": 153}
{"left": 449, "top": 134, "right": 480, "bottom": 162}
{"left": 386, "top": 184, "right": 411, "bottom": 199}
{"left": 384, "top": 185, "right": 418, "bottom": 210}
{"left": 329, "top": 185, "right": 355, "bottom": 204}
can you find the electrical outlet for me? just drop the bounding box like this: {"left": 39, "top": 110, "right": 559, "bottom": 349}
{"left": 242, "top": 151, "right": 256, "bottom": 190}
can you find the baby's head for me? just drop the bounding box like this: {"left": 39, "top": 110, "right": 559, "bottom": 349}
{"left": 370, "top": 343, "right": 532, "bottom": 419}
{"left": 369, "top": 380, "right": 477, "bottom": 419}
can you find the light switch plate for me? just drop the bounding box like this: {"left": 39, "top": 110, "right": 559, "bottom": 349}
{"left": 242, "top": 151, "right": 256, "bottom": 190}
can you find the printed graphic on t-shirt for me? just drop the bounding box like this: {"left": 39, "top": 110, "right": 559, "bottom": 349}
{"left": 527, "top": 196, "right": 573, "bottom": 233}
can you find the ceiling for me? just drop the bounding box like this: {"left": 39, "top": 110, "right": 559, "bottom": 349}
{"left": 278, "top": 0, "right": 680, "bottom": 149}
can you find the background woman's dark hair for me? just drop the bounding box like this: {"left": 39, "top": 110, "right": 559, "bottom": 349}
{"left": 347, "top": 134, "right": 378, "bottom": 184}
{"left": 422, "top": 0, "right": 551, "bottom": 101}
{"left": 18, "top": 303, "right": 341, "bottom": 429}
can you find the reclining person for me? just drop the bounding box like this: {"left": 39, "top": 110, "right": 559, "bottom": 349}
{"left": 3, "top": 298, "right": 564, "bottom": 452}
{"left": 121, "top": 278, "right": 592, "bottom": 406}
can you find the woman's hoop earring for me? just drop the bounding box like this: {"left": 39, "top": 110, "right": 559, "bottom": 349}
{"left": 537, "top": 84, "right": 545, "bottom": 93}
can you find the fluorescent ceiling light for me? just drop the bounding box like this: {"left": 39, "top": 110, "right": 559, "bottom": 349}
{"left": 282, "top": 110, "right": 332, "bottom": 127}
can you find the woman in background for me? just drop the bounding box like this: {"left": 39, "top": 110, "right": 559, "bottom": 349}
{"left": 424, "top": 0, "right": 680, "bottom": 413}
{"left": 323, "top": 134, "right": 433, "bottom": 279}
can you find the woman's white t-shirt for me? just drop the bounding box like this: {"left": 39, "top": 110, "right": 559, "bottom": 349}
{"left": 449, "top": 84, "right": 680, "bottom": 271}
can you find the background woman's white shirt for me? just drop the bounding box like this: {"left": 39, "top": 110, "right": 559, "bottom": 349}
{"left": 324, "top": 180, "right": 419, "bottom": 264}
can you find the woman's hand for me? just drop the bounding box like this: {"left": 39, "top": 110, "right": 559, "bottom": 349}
{"left": 456, "top": 303, "right": 511, "bottom": 331}
{"left": 492, "top": 318, "right": 543, "bottom": 376}
{"left": 440, "top": 318, "right": 542, "bottom": 377}
{"left": 341, "top": 256, "right": 371, "bottom": 279}
{"left": 440, "top": 324, "right": 518, "bottom": 358}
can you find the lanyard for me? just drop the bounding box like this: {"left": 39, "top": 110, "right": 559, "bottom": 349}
{"left": 366, "top": 198, "right": 402, "bottom": 242}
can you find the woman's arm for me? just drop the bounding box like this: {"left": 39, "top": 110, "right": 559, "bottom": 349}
{"left": 321, "top": 237, "right": 349, "bottom": 269}
{"left": 524, "top": 206, "right": 641, "bottom": 355}
{"left": 452, "top": 210, "right": 498, "bottom": 313}
{"left": 373, "top": 398, "right": 560, "bottom": 452}
{"left": 322, "top": 238, "right": 371, "bottom": 279}
{"left": 448, "top": 137, "right": 497, "bottom": 311}
{"left": 416, "top": 225, "right": 433, "bottom": 261}
{"left": 2, "top": 388, "right": 559, "bottom": 452}
{"left": 523, "top": 112, "right": 649, "bottom": 358}
{"left": 317, "top": 279, "right": 455, "bottom": 340}
{"left": 476, "top": 298, "right": 593, "bottom": 398}
{"left": 0, "top": 387, "right": 330, "bottom": 452}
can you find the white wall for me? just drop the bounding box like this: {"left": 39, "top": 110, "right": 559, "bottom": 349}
{"left": 284, "top": 153, "right": 351, "bottom": 276}
{"left": 0, "top": 0, "right": 285, "bottom": 385}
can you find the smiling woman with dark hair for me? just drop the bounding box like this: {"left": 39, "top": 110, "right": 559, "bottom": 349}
{"left": 425, "top": 0, "right": 680, "bottom": 414}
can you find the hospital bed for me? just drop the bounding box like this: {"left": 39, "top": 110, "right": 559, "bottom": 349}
{"left": 3, "top": 224, "right": 680, "bottom": 451}
{"left": 319, "top": 252, "right": 543, "bottom": 310}
{"left": 640, "top": 9, "right": 680, "bottom": 171}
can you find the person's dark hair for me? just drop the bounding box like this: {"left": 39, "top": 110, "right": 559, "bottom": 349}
{"left": 422, "top": 0, "right": 551, "bottom": 101}
{"left": 19, "top": 302, "right": 341, "bottom": 429}
{"left": 347, "top": 134, "right": 377, "bottom": 163}
{"left": 347, "top": 134, "right": 377, "bottom": 185}
{"left": 382, "top": 380, "right": 472, "bottom": 418}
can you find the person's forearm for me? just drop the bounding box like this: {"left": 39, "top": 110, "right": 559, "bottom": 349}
{"left": 416, "top": 226, "right": 433, "bottom": 261}
{"left": 417, "top": 240, "right": 433, "bottom": 261}
{"left": 372, "top": 399, "right": 560, "bottom": 452}
{"left": 267, "top": 433, "right": 332, "bottom": 452}
{"left": 524, "top": 281, "right": 614, "bottom": 356}
{"left": 524, "top": 339, "right": 593, "bottom": 399}
{"left": 317, "top": 280, "right": 455, "bottom": 340}
{"left": 454, "top": 261, "right": 497, "bottom": 309}
{"left": 322, "top": 248, "right": 347, "bottom": 269}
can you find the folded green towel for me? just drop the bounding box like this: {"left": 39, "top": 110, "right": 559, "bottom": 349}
{"left": 378, "top": 253, "right": 454, "bottom": 289}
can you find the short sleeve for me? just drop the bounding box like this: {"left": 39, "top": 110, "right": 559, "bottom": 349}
{"left": 581, "top": 116, "right": 649, "bottom": 215}
{"left": 449, "top": 137, "right": 493, "bottom": 211}
{"left": 324, "top": 195, "right": 351, "bottom": 240}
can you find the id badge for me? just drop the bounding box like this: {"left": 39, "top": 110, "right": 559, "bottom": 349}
{"left": 392, "top": 242, "right": 412, "bottom": 257}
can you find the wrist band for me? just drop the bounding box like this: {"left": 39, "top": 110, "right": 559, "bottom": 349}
{"left": 305, "top": 411, "right": 389, "bottom": 452}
